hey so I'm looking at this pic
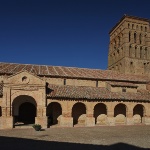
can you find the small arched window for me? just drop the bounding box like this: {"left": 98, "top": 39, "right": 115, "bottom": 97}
{"left": 129, "top": 45, "right": 132, "bottom": 57}
{"left": 129, "top": 32, "right": 131, "bottom": 42}
{"left": 118, "top": 36, "right": 120, "bottom": 46}
{"left": 145, "top": 27, "right": 147, "bottom": 32}
{"left": 140, "top": 47, "right": 142, "bottom": 58}
{"left": 141, "top": 26, "right": 143, "bottom": 31}
{"left": 128, "top": 23, "right": 130, "bottom": 28}
{"left": 134, "top": 32, "right": 136, "bottom": 43}
{"left": 135, "top": 47, "right": 137, "bottom": 58}
{"left": 139, "top": 34, "right": 142, "bottom": 44}
{"left": 145, "top": 47, "right": 147, "bottom": 59}
{"left": 132, "top": 24, "right": 134, "bottom": 29}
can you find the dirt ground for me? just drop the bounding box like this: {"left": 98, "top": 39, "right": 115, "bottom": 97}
{"left": 0, "top": 125, "right": 150, "bottom": 150}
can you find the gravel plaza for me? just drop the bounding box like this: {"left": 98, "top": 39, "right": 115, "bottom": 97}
{"left": 0, "top": 125, "right": 149, "bottom": 150}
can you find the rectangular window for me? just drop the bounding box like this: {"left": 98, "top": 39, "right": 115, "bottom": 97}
{"left": 122, "top": 88, "right": 126, "bottom": 92}
{"left": 64, "top": 79, "right": 66, "bottom": 85}
{"left": 96, "top": 81, "right": 98, "bottom": 87}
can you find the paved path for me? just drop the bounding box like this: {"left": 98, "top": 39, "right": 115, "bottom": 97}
{"left": 0, "top": 125, "right": 150, "bottom": 150}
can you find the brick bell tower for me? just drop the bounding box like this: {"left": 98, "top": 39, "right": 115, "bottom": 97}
{"left": 108, "top": 15, "right": 150, "bottom": 75}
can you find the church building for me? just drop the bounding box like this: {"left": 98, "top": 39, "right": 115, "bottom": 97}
{"left": 0, "top": 15, "right": 150, "bottom": 129}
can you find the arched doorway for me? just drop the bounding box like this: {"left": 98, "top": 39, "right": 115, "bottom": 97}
{"left": 133, "top": 104, "right": 144, "bottom": 124}
{"left": 18, "top": 102, "right": 36, "bottom": 124}
{"left": 114, "top": 103, "right": 127, "bottom": 125}
{"left": 12, "top": 95, "right": 37, "bottom": 127}
{"left": 72, "top": 102, "right": 86, "bottom": 126}
{"left": 46, "top": 102, "right": 62, "bottom": 127}
{"left": 94, "top": 103, "right": 107, "bottom": 125}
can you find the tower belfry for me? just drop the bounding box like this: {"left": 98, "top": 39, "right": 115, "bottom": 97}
{"left": 108, "top": 15, "right": 150, "bottom": 75}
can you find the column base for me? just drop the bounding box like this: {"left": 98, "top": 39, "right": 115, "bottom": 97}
{"left": 144, "top": 117, "right": 150, "bottom": 125}
{"left": 107, "top": 117, "right": 115, "bottom": 126}
{"left": 85, "top": 117, "right": 95, "bottom": 127}
{"left": 60, "top": 116, "right": 73, "bottom": 127}
{"left": 1, "top": 116, "right": 13, "bottom": 129}
{"left": 126, "top": 117, "right": 134, "bottom": 125}
{"left": 35, "top": 117, "right": 47, "bottom": 128}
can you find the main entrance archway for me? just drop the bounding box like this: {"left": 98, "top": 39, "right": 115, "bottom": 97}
{"left": 12, "top": 95, "right": 37, "bottom": 126}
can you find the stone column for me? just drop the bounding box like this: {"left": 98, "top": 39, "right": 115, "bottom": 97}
{"left": 85, "top": 106, "right": 95, "bottom": 127}
{"left": 147, "top": 47, "right": 150, "bottom": 60}
{"left": 1, "top": 107, "right": 13, "bottom": 129}
{"left": 126, "top": 110, "right": 134, "bottom": 125}
{"left": 136, "top": 46, "right": 140, "bottom": 58}
{"left": 130, "top": 31, "right": 134, "bottom": 43}
{"left": 107, "top": 109, "right": 115, "bottom": 126}
{"left": 122, "top": 30, "right": 129, "bottom": 43}
{"left": 1, "top": 86, "right": 13, "bottom": 129}
{"left": 146, "top": 33, "right": 150, "bottom": 46}
{"left": 35, "top": 106, "right": 47, "bottom": 128}
{"left": 141, "top": 34, "right": 145, "bottom": 45}
{"left": 144, "top": 108, "right": 150, "bottom": 125}
{"left": 60, "top": 111, "right": 73, "bottom": 127}
{"left": 136, "top": 32, "right": 140, "bottom": 44}
{"left": 131, "top": 45, "right": 135, "bottom": 57}
{"left": 124, "top": 43, "right": 130, "bottom": 57}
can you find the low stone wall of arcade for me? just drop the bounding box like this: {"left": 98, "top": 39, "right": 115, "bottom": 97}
{"left": 46, "top": 99, "right": 150, "bottom": 127}
{"left": 0, "top": 97, "right": 150, "bottom": 129}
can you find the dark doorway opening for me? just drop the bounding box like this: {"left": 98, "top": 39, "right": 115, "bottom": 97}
{"left": 18, "top": 102, "right": 36, "bottom": 124}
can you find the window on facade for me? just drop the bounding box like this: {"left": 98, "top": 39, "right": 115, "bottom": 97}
{"left": 118, "top": 36, "right": 120, "bottom": 46}
{"left": 132, "top": 24, "right": 134, "bottom": 29}
{"left": 129, "top": 45, "right": 132, "bottom": 57}
{"left": 141, "top": 26, "right": 143, "bottom": 31}
{"left": 140, "top": 47, "right": 142, "bottom": 58}
{"left": 64, "top": 79, "right": 66, "bottom": 85}
{"left": 96, "top": 81, "right": 98, "bottom": 87}
{"left": 145, "top": 27, "right": 147, "bottom": 32}
{"left": 139, "top": 34, "right": 142, "bottom": 44}
{"left": 129, "top": 32, "right": 131, "bottom": 42}
{"left": 145, "top": 48, "right": 147, "bottom": 59}
{"left": 122, "top": 88, "right": 126, "bottom": 92}
{"left": 135, "top": 47, "right": 137, "bottom": 58}
{"left": 128, "top": 23, "right": 130, "bottom": 28}
{"left": 134, "top": 32, "right": 136, "bottom": 43}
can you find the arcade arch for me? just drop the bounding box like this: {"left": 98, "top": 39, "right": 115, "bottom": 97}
{"left": 114, "top": 103, "right": 127, "bottom": 124}
{"left": 72, "top": 102, "right": 86, "bottom": 126}
{"left": 94, "top": 103, "right": 107, "bottom": 125}
{"left": 46, "top": 102, "right": 62, "bottom": 127}
{"left": 133, "top": 104, "right": 145, "bottom": 124}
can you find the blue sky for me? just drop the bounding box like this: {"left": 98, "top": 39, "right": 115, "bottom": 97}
{"left": 0, "top": 0, "right": 150, "bottom": 70}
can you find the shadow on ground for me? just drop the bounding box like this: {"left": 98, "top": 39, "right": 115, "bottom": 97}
{"left": 0, "top": 136, "right": 149, "bottom": 150}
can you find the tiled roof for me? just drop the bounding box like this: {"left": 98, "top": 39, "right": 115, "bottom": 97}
{"left": 47, "top": 84, "right": 150, "bottom": 101}
{"left": 0, "top": 82, "right": 3, "bottom": 96}
{"left": 0, "top": 62, "right": 149, "bottom": 82}
{"left": 108, "top": 81, "right": 138, "bottom": 88}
